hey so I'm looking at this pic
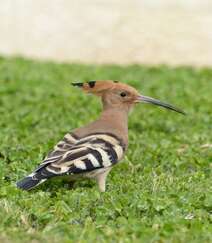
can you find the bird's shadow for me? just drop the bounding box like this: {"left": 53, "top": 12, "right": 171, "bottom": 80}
{"left": 31, "top": 178, "right": 95, "bottom": 193}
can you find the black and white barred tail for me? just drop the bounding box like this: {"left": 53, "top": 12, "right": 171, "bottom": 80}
{"left": 16, "top": 132, "right": 125, "bottom": 190}
{"left": 16, "top": 167, "right": 54, "bottom": 190}
{"left": 16, "top": 175, "right": 45, "bottom": 191}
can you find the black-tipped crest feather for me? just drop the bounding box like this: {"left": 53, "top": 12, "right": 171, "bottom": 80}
{"left": 71, "top": 82, "right": 83, "bottom": 87}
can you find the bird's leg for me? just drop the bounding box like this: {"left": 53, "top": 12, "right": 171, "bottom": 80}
{"left": 96, "top": 167, "right": 112, "bottom": 192}
{"left": 65, "top": 177, "right": 76, "bottom": 189}
{"left": 68, "top": 180, "right": 75, "bottom": 189}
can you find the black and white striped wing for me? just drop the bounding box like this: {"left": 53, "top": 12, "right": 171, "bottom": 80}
{"left": 35, "top": 133, "right": 125, "bottom": 177}
{"left": 34, "top": 133, "right": 78, "bottom": 171}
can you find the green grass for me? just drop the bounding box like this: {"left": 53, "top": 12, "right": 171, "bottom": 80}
{"left": 0, "top": 56, "right": 211, "bottom": 243}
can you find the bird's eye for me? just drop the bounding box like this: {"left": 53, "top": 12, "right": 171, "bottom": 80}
{"left": 120, "top": 92, "right": 127, "bottom": 97}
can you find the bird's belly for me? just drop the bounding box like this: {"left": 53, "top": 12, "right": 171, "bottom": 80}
{"left": 83, "top": 167, "right": 112, "bottom": 179}
{"left": 62, "top": 167, "right": 112, "bottom": 181}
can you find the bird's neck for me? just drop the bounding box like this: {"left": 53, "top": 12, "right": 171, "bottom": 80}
{"left": 72, "top": 106, "right": 129, "bottom": 146}
{"left": 99, "top": 107, "right": 129, "bottom": 138}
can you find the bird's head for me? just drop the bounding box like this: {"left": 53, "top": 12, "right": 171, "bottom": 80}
{"left": 72, "top": 80, "right": 185, "bottom": 114}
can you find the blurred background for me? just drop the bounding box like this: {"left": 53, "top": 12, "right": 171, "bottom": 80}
{"left": 0, "top": 0, "right": 212, "bottom": 66}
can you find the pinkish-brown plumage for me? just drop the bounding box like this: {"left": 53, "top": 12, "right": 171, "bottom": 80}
{"left": 17, "top": 80, "right": 185, "bottom": 192}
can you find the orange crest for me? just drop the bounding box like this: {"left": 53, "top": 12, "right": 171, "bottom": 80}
{"left": 72, "top": 80, "right": 139, "bottom": 96}
{"left": 72, "top": 80, "right": 117, "bottom": 94}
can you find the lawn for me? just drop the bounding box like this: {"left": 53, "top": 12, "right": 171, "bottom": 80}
{"left": 0, "top": 56, "right": 211, "bottom": 243}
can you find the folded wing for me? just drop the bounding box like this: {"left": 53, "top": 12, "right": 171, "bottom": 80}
{"left": 16, "top": 133, "right": 125, "bottom": 190}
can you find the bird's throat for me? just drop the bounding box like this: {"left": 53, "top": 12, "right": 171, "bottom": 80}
{"left": 99, "top": 107, "right": 129, "bottom": 136}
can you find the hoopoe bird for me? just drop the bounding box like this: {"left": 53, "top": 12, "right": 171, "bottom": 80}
{"left": 16, "top": 81, "right": 185, "bottom": 192}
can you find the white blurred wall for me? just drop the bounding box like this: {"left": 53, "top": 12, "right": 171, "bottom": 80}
{"left": 0, "top": 0, "right": 212, "bottom": 66}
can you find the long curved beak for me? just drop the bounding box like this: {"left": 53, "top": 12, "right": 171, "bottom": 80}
{"left": 138, "top": 95, "right": 186, "bottom": 115}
